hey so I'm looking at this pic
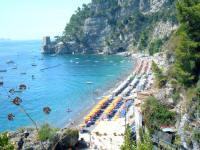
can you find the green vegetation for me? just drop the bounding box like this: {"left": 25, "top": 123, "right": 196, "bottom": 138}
{"left": 170, "top": 78, "right": 178, "bottom": 88}
{"left": 174, "top": 0, "right": 200, "bottom": 87}
{"left": 63, "top": 4, "right": 90, "bottom": 45}
{"left": 149, "top": 39, "right": 164, "bottom": 55}
{"left": 152, "top": 60, "right": 167, "bottom": 88}
{"left": 120, "top": 126, "right": 136, "bottom": 150}
{"left": 173, "top": 92, "right": 180, "bottom": 101}
{"left": 121, "top": 127, "right": 153, "bottom": 150}
{"left": 60, "top": 0, "right": 178, "bottom": 53}
{"left": 142, "top": 96, "right": 176, "bottom": 133}
{"left": 0, "top": 133, "right": 14, "bottom": 150}
{"left": 136, "top": 131, "right": 153, "bottom": 150}
{"left": 174, "top": 134, "right": 181, "bottom": 147}
{"left": 60, "top": 129, "right": 79, "bottom": 148}
{"left": 38, "top": 122, "right": 58, "bottom": 141}
{"left": 192, "top": 129, "right": 200, "bottom": 143}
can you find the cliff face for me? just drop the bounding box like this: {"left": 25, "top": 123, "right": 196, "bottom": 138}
{"left": 42, "top": 0, "right": 178, "bottom": 54}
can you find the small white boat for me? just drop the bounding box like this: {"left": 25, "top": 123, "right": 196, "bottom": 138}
{"left": 12, "top": 65, "right": 17, "bottom": 69}
{"left": 86, "top": 81, "right": 93, "bottom": 84}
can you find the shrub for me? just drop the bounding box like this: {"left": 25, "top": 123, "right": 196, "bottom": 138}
{"left": 149, "top": 39, "right": 163, "bottom": 55}
{"left": 95, "top": 132, "right": 100, "bottom": 136}
{"left": 0, "top": 133, "right": 14, "bottom": 150}
{"left": 186, "top": 138, "right": 192, "bottom": 146}
{"left": 38, "top": 122, "right": 58, "bottom": 141}
{"left": 120, "top": 126, "right": 136, "bottom": 150}
{"left": 173, "top": 92, "right": 180, "bottom": 101}
{"left": 174, "top": 134, "right": 181, "bottom": 146}
{"left": 192, "top": 129, "right": 200, "bottom": 143}
{"left": 61, "top": 129, "right": 79, "bottom": 147}
{"left": 152, "top": 61, "right": 167, "bottom": 88}
{"left": 137, "top": 130, "right": 153, "bottom": 150}
{"left": 142, "top": 96, "right": 176, "bottom": 133}
{"left": 170, "top": 78, "right": 178, "bottom": 88}
{"left": 183, "top": 125, "right": 191, "bottom": 132}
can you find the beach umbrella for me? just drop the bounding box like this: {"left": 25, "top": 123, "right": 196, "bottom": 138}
{"left": 95, "top": 105, "right": 102, "bottom": 109}
{"left": 91, "top": 108, "right": 99, "bottom": 113}
{"left": 113, "top": 97, "right": 122, "bottom": 103}
{"left": 88, "top": 112, "right": 95, "bottom": 117}
{"left": 79, "top": 124, "right": 86, "bottom": 127}
{"left": 84, "top": 116, "right": 90, "bottom": 120}
{"left": 104, "top": 110, "right": 110, "bottom": 114}
{"left": 95, "top": 121, "right": 100, "bottom": 125}
{"left": 102, "top": 96, "right": 108, "bottom": 98}
{"left": 98, "top": 99, "right": 107, "bottom": 105}
{"left": 108, "top": 106, "right": 114, "bottom": 111}
{"left": 113, "top": 115, "right": 119, "bottom": 121}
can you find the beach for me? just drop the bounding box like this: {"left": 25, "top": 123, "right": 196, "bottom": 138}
{"left": 75, "top": 54, "right": 154, "bottom": 150}
{"left": 4, "top": 52, "right": 155, "bottom": 150}
{"left": 0, "top": 40, "right": 134, "bottom": 132}
{"left": 66, "top": 56, "right": 137, "bottom": 129}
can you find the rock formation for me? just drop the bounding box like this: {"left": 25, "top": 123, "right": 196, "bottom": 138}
{"left": 42, "top": 0, "right": 178, "bottom": 55}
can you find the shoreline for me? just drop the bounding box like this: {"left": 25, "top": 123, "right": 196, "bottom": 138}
{"left": 66, "top": 55, "right": 138, "bottom": 129}
{"left": 6, "top": 53, "right": 154, "bottom": 150}
{"left": 77, "top": 53, "right": 153, "bottom": 149}
{"left": 2, "top": 54, "right": 136, "bottom": 133}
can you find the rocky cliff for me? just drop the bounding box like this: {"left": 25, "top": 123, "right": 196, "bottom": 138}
{"left": 42, "top": 0, "right": 178, "bottom": 54}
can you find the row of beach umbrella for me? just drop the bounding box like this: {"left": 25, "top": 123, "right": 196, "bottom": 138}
{"left": 136, "top": 60, "right": 144, "bottom": 74}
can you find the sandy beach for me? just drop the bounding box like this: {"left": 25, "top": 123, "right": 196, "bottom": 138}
{"left": 70, "top": 54, "right": 154, "bottom": 150}
{"left": 66, "top": 56, "right": 138, "bottom": 129}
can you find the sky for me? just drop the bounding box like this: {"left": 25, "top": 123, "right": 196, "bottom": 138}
{"left": 0, "top": 0, "right": 91, "bottom": 40}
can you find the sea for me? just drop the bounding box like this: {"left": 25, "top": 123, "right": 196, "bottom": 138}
{"left": 0, "top": 40, "right": 134, "bottom": 132}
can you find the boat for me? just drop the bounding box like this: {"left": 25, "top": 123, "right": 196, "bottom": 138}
{"left": 32, "top": 63, "right": 37, "bottom": 66}
{"left": 51, "top": 54, "right": 57, "bottom": 57}
{"left": 21, "top": 72, "right": 26, "bottom": 75}
{"left": 0, "top": 69, "right": 7, "bottom": 72}
{"left": 6, "top": 60, "right": 14, "bottom": 64}
{"left": 86, "top": 82, "right": 93, "bottom": 84}
{"left": 12, "top": 66, "right": 17, "bottom": 69}
{"left": 14, "top": 90, "right": 22, "bottom": 93}
{"left": 66, "top": 108, "right": 72, "bottom": 112}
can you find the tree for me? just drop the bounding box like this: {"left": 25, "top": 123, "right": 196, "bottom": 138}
{"left": 121, "top": 127, "right": 153, "bottom": 150}
{"left": 175, "top": 0, "right": 200, "bottom": 87}
{"left": 152, "top": 61, "right": 167, "bottom": 88}
{"left": 121, "top": 126, "right": 136, "bottom": 150}
{"left": 0, "top": 133, "right": 14, "bottom": 150}
{"left": 38, "top": 122, "right": 58, "bottom": 141}
{"left": 142, "top": 97, "right": 176, "bottom": 133}
{"left": 137, "top": 131, "right": 153, "bottom": 150}
{"left": 149, "top": 39, "right": 163, "bottom": 55}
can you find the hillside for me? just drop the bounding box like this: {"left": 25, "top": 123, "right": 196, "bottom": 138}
{"left": 42, "top": 0, "right": 178, "bottom": 55}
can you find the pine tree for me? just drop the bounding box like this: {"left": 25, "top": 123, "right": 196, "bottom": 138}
{"left": 121, "top": 126, "right": 136, "bottom": 150}
{"left": 175, "top": 0, "right": 200, "bottom": 87}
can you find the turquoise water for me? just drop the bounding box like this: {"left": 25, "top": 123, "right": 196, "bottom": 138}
{"left": 0, "top": 40, "right": 134, "bottom": 132}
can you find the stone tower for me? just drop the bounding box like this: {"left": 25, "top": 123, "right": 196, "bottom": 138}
{"left": 41, "top": 36, "right": 54, "bottom": 54}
